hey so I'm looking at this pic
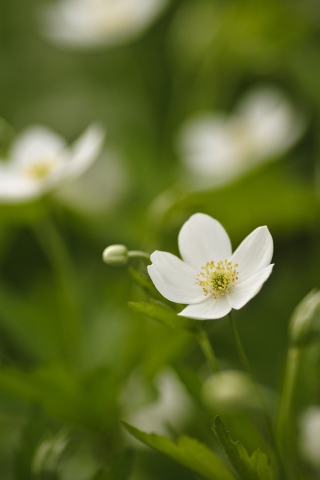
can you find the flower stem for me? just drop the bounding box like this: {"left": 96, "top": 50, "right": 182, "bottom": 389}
{"left": 195, "top": 328, "right": 220, "bottom": 374}
{"left": 127, "top": 250, "right": 151, "bottom": 262}
{"left": 228, "top": 312, "right": 253, "bottom": 377}
{"left": 228, "top": 312, "right": 287, "bottom": 479}
{"left": 34, "top": 218, "right": 82, "bottom": 367}
{"left": 277, "top": 346, "right": 302, "bottom": 459}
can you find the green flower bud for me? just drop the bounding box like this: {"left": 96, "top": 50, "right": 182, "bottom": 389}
{"left": 102, "top": 244, "right": 128, "bottom": 266}
{"left": 289, "top": 290, "right": 320, "bottom": 347}
{"left": 202, "top": 370, "right": 274, "bottom": 413}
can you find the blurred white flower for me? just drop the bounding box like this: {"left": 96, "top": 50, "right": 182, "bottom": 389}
{"left": 0, "top": 124, "right": 105, "bottom": 203}
{"left": 178, "top": 87, "right": 305, "bottom": 185}
{"left": 123, "top": 369, "right": 192, "bottom": 437}
{"left": 41, "top": 0, "right": 169, "bottom": 48}
{"left": 300, "top": 407, "right": 320, "bottom": 469}
{"left": 148, "top": 213, "right": 273, "bottom": 320}
{"left": 56, "top": 147, "right": 129, "bottom": 214}
{"left": 202, "top": 370, "right": 275, "bottom": 413}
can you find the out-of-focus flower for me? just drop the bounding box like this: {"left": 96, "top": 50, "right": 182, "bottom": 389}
{"left": 289, "top": 290, "right": 320, "bottom": 348}
{"left": 123, "top": 369, "right": 192, "bottom": 436}
{"left": 178, "top": 87, "right": 305, "bottom": 185}
{"left": 202, "top": 370, "right": 272, "bottom": 413}
{"left": 300, "top": 407, "right": 320, "bottom": 469}
{"left": 148, "top": 213, "right": 273, "bottom": 320}
{"left": 0, "top": 124, "right": 104, "bottom": 203}
{"left": 56, "top": 147, "right": 129, "bottom": 214}
{"left": 41, "top": 0, "right": 169, "bottom": 48}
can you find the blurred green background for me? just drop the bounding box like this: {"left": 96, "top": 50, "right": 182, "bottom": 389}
{"left": 1, "top": 0, "right": 320, "bottom": 478}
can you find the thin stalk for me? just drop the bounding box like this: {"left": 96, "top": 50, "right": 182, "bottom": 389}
{"left": 195, "top": 328, "right": 220, "bottom": 374}
{"left": 34, "top": 218, "right": 82, "bottom": 367}
{"left": 277, "top": 346, "right": 302, "bottom": 458}
{"left": 228, "top": 312, "right": 287, "bottom": 480}
{"left": 228, "top": 312, "right": 253, "bottom": 377}
{"left": 128, "top": 250, "right": 151, "bottom": 262}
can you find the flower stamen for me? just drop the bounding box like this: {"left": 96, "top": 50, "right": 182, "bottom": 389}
{"left": 196, "top": 260, "right": 238, "bottom": 298}
{"left": 26, "top": 159, "right": 56, "bottom": 179}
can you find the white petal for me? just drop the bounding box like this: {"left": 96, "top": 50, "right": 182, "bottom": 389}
{"left": 0, "top": 168, "right": 43, "bottom": 202}
{"left": 231, "top": 226, "right": 273, "bottom": 282}
{"left": 9, "top": 126, "right": 67, "bottom": 168}
{"left": 178, "top": 213, "right": 232, "bottom": 270}
{"left": 227, "top": 264, "right": 274, "bottom": 310}
{"left": 178, "top": 295, "right": 231, "bottom": 320}
{"left": 178, "top": 114, "right": 240, "bottom": 177}
{"left": 41, "top": 0, "right": 169, "bottom": 48}
{"left": 65, "top": 124, "right": 105, "bottom": 179}
{"left": 147, "top": 251, "right": 204, "bottom": 304}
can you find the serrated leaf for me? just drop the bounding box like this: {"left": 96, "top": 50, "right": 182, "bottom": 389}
{"left": 128, "top": 299, "right": 199, "bottom": 332}
{"left": 213, "top": 417, "right": 275, "bottom": 480}
{"left": 122, "top": 421, "right": 236, "bottom": 480}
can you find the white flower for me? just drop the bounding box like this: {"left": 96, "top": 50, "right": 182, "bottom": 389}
{"left": 300, "top": 407, "right": 320, "bottom": 469}
{"left": 41, "top": 0, "right": 169, "bottom": 48}
{"left": 123, "top": 369, "right": 192, "bottom": 437}
{"left": 148, "top": 213, "right": 274, "bottom": 320}
{"left": 0, "top": 124, "right": 105, "bottom": 203}
{"left": 178, "top": 87, "right": 305, "bottom": 184}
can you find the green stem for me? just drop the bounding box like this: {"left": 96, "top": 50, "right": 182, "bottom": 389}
{"left": 228, "top": 312, "right": 287, "bottom": 480}
{"left": 277, "top": 346, "right": 302, "bottom": 458}
{"left": 195, "top": 328, "right": 220, "bottom": 374}
{"left": 128, "top": 250, "right": 151, "bottom": 262}
{"left": 34, "top": 218, "right": 82, "bottom": 367}
{"left": 228, "top": 312, "right": 253, "bottom": 377}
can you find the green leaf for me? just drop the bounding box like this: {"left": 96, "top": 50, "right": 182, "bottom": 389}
{"left": 128, "top": 299, "right": 199, "bottom": 333}
{"left": 213, "top": 417, "right": 275, "bottom": 480}
{"left": 129, "top": 267, "right": 163, "bottom": 300}
{"left": 122, "top": 421, "right": 236, "bottom": 480}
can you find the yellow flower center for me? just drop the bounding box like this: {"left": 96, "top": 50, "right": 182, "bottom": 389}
{"left": 26, "top": 159, "right": 55, "bottom": 179}
{"left": 196, "top": 260, "right": 238, "bottom": 298}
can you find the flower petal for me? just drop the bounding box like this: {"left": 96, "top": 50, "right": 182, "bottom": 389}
{"left": 227, "top": 264, "right": 274, "bottom": 310}
{"left": 147, "top": 251, "right": 204, "bottom": 304}
{"left": 178, "top": 213, "right": 232, "bottom": 270}
{"left": 178, "top": 295, "right": 231, "bottom": 320}
{"left": 9, "top": 126, "right": 67, "bottom": 168}
{"left": 65, "top": 124, "right": 105, "bottom": 179}
{"left": 231, "top": 226, "right": 273, "bottom": 282}
{"left": 0, "top": 168, "right": 43, "bottom": 202}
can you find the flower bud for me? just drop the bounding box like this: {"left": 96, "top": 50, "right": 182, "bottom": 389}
{"left": 289, "top": 290, "right": 320, "bottom": 347}
{"left": 202, "top": 370, "right": 266, "bottom": 413}
{"left": 299, "top": 407, "right": 320, "bottom": 469}
{"left": 102, "top": 244, "right": 128, "bottom": 266}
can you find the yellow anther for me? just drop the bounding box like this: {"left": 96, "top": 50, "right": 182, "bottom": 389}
{"left": 26, "top": 159, "right": 55, "bottom": 179}
{"left": 196, "top": 259, "right": 239, "bottom": 298}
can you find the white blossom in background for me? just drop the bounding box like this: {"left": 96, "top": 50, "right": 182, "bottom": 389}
{"left": 148, "top": 213, "right": 274, "bottom": 320}
{"left": 300, "top": 407, "right": 320, "bottom": 469}
{"left": 0, "top": 124, "right": 105, "bottom": 203}
{"left": 123, "top": 369, "right": 192, "bottom": 437}
{"left": 202, "top": 370, "right": 276, "bottom": 413}
{"left": 178, "top": 87, "right": 305, "bottom": 185}
{"left": 41, "top": 0, "right": 169, "bottom": 48}
{"left": 56, "top": 147, "right": 129, "bottom": 214}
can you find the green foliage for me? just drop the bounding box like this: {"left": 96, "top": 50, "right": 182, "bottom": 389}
{"left": 122, "top": 421, "right": 236, "bottom": 480}
{"left": 129, "top": 267, "right": 163, "bottom": 300}
{"left": 128, "top": 298, "right": 199, "bottom": 332}
{"left": 213, "top": 417, "right": 275, "bottom": 480}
